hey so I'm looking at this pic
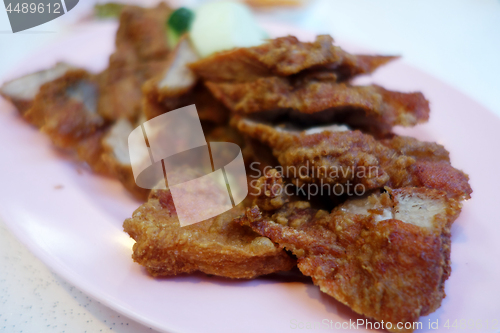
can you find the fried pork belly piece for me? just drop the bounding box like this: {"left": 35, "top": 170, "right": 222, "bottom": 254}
{"left": 101, "top": 118, "right": 150, "bottom": 200}
{"left": 98, "top": 3, "right": 172, "bottom": 121}
{"left": 236, "top": 118, "right": 394, "bottom": 189}
{"left": 144, "top": 36, "right": 199, "bottom": 100}
{"left": 123, "top": 184, "right": 296, "bottom": 278}
{"left": 207, "top": 77, "right": 429, "bottom": 128}
{"left": 239, "top": 187, "right": 462, "bottom": 332}
{"left": 24, "top": 69, "right": 105, "bottom": 149}
{"left": 193, "top": 36, "right": 425, "bottom": 130}
{"left": 0, "top": 62, "right": 73, "bottom": 115}
{"left": 17, "top": 68, "right": 114, "bottom": 175}
{"left": 235, "top": 119, "right": 472, "bottom": 199}
{"left": 141, "top": 36, "right": 230, "bottom": 125}
{"left": 380, "top": 136, "right": 472, "bottom": 199}
{"left": 8, "top": 65, "right": 152, "bottom": 198}
{"left": 189, "top": 35, "right": 396, "bottom": 82}
{"left": 114, "top": 3, "right": 171, "bottom": 64}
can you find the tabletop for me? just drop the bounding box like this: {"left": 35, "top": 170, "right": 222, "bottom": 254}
{"left": 0, "top": 1, "right": 499, "bottom": 332}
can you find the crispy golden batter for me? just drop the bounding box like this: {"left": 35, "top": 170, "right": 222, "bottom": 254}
{"left": 207, "top": 78, "right": 429, "bottom": 128}
{"left": 235, "top": 119, "right": 396, "bottom": 189}
{"left": 235, "top": 119, "right": 472, "bottom": 199}
{"left": 239, "top": 187, "right": 462, "bottom": 332}
{"left": 380, "top": 135, "right": 449, "bottom": 161}
{"left": 189, "top": 35, "right": 396, "bottom": 82}
{"left": 123, "top": 184, "right": 296, "bottom": 278}
{"left": 381, "top": 138, "right": 472, "bottom": 199}
{"left": 194, "top": 35, "right": 423, "bottom": 131}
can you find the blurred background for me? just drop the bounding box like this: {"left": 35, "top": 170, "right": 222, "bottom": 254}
{"left": 1, "top": 0, "right": 499, "bottom": 116}
{"left": 0, "top": 1, "right": 499, "bottom": 332}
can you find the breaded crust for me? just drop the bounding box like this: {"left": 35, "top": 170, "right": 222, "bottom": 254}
{"left": 235, "top": 119, "right": 472, "bottom": 199}
{"left": 207, "top": 78, "right": 429, "bottom": 128}
{"left": 190, "top": 35, "right": 396, "bottom": 82}
{"left": 239, "top": 187, "right": 462, "bottom": 332}
{"left": 123, "top": 187, "right": 296, "bottom": 278}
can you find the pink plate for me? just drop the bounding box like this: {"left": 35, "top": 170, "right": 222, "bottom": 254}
{"left": 0, "top": 21, "right": 499, "bottom": 333}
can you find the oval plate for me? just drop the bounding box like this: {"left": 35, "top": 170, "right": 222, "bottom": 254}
{"left": 0, "top": 21, "right": 499, "bottom": 333}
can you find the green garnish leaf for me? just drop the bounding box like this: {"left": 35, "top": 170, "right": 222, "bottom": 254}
{"left": 167, "top": 7, "right": 195, "bottom": 35}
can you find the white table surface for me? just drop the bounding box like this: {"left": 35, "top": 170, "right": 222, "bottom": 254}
{"left": 0, "top": 1, "right": 499, "bottom": 332}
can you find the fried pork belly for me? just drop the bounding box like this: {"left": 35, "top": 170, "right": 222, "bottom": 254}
{"left": 239, "top": 187, "right": 462, "bottom": 332}
{"left": 0, "top": 62, "right": 73, "bottom": 115}
{"left": 23, "top": 69, "right": 105, "bottom": 149}
{"left": 144, "top": 36, "right": 199, "bottom": 100}
{"left": 114, "top": 3, "right": 171, "bottom": 64}
{"left": 207, "top": 77, "right": 429, "bottom": 128}
{"left": 380, "top": 137, "right": 472, "bottom": 199}
{"left": 101, "top": 118, "right": 150, "bottom": 200}
{"left": 189, "top": 35, "right": 396, "bottom": 82}
{"left": 16, "top": 68, "right": 114, "bottom": 175}
{"left": 235, "top": 119, "right": 472, "bottom": 199}
{"left": 12, "top": 67, "right": 146, "bottom": 194}
{"left": 123, "top": 184, "right": 295, "bottom": 278}
{"left": 98, "top": 3, "right": 172, "bottom": 121}
{"left": 6, "top": 64, "right": 153, "bottom": 198}
{"left": 142, "top": 36, "right": 230, "bottom": 125}
{"left": 192, "top": 35, "right": 425, "bottom": 130}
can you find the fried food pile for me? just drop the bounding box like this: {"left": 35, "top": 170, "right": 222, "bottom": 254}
{"left": 235, "top": 119, "right": 471, "bottom": 199}
{"left": 0, "top": 3, "right": 471, "bottom": 332}
{"left": 239, "top": 179, "right": 461, "bottom": 330}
